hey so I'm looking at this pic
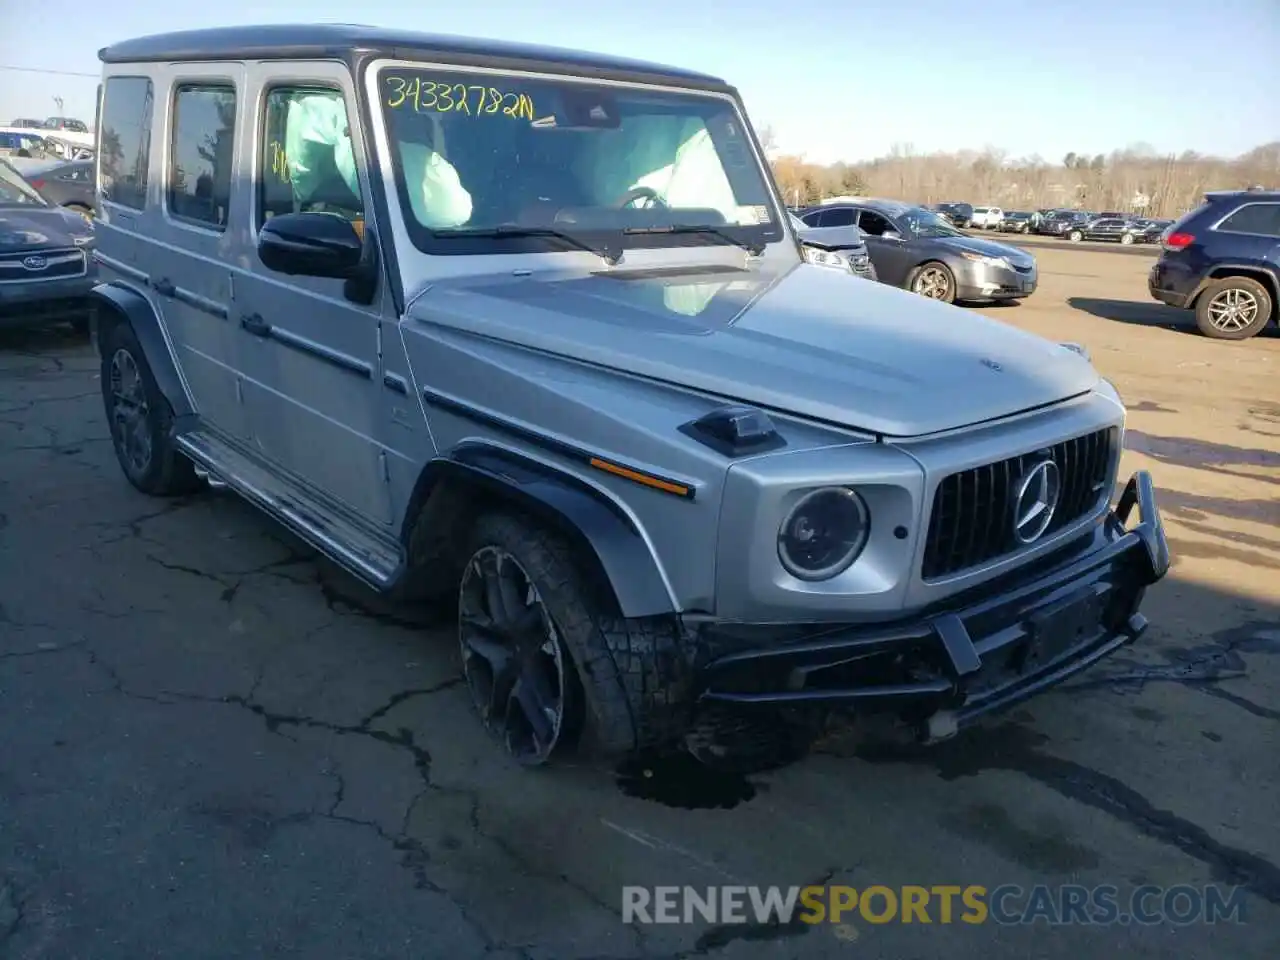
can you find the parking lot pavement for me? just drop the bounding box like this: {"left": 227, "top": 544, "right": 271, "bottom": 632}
{"left": 2, "top": 247, "right": 1278, "bottom": 960}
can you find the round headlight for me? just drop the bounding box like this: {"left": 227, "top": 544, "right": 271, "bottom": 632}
{"left": 777, "top": 487, "right": 870, "bottom": 581}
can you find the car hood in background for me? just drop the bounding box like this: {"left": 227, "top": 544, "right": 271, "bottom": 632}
{"left": 408, "top": 260, "right": 1096, "bottom": 438}
{"left": 931, "top": 234, "right": 1034, "bottom": 263}
{"left": 0, "top": 208, "right": 89, "bottom": 253}
{"left": 794, "top": 223, "right": 867, "bottom": 251}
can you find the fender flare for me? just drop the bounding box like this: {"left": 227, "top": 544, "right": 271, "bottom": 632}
{"left": 1195, "top": 262, "right": 1280, "bottom": 306}
{"left": 409, "top": 442, "right": 678, "bottom": 618}
{"left": 90, "top": 281, "right": 193, "bottom": 418}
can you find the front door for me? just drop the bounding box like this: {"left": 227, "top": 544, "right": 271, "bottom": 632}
{"left": 232, "top": 62, "right": 392, "bottom": 525}
{"left": 855, "top": 209, "right": 914, "bottom": 286}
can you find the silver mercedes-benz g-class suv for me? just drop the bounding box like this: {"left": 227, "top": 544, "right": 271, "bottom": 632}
{"left": 89, "top": 24, "right": 1169, "bottom": 768}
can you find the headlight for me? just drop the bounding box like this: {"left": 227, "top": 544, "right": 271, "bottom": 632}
{"left": 802, "top": 246, "right": 861, "bottom": 273}
{"left": 777, "top": 487, "right": 870, "bottom": 581}
{"left": 959, "top": 251, "right": 1011, "bottom": 270}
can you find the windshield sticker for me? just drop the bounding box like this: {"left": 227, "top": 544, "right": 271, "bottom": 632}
{"left": 383, "top": 76, "right": 535, "bottom": 120}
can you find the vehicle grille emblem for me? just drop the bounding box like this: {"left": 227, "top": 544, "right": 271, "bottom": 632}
{"left": 1012, "top": 458, "right": 1061, "bottom": 544}
{"left": 981, "top": 358, "right": 1003, "bottom": 372}
{"left": 22, "top": 255, "right": 48, "bottom": 271}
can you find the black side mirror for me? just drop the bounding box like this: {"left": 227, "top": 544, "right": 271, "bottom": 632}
{"left": 258, "top": 212, "right": 364, "bottom": 279}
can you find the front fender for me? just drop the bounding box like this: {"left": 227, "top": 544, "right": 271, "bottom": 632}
{"left": 90, "top": 280, "right": 193, "bottom": 418}
{"left": 416, "top": 443, "right": 678, "bottom": 618}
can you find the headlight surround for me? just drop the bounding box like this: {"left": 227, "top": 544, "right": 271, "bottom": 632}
{"left": 803, "top": 246, "right": 852, "bottom": 271}
{"left": 959, "top": 251, "right": 1011, "bottom": 271}
{"left": 777, "top": 487, "right": 871, "bottom": 581}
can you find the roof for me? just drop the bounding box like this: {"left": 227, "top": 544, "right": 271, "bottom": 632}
{"left": 98, "top": 24, "right": 728, "bottom": 90}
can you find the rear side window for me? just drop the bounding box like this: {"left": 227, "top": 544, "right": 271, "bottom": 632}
{"left": 820, "top": 207, "right": 855, "bottom": 227}
{"left": 99, "top": 76, "right": 153, "bottom": 209}
{"left": 168, "top": 84, "right": 237, "bottom": 230}
{"left": 1217, "top": 202, "right": 1280, "bottom": 238}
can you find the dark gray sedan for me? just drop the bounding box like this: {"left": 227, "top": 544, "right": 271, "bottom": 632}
{"left": 798, "top": 200, "right": 1038, "bottom": 304}
{"left": 21, "top": 159, "right": 95, "bottom": 220}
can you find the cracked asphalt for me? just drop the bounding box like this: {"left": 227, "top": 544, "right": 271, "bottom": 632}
{"left": 2, "top": 246, "right": 1278, "bottom": 960}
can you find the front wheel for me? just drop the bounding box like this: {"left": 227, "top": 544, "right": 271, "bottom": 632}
{"left": 1195, "top": 277, "right": 1273, "bottom": 340}
{"left": 1068, "top": 230, "right": 1083, "bottom": 242}
{"left": 1120, "top": 232, "right": 1134, "bottom": 245}
{"left": 908, "top": 261, "right": 957, "bottom": 303}
{"left": 457, "top": 513, "right": 688, "bottom": 765}
{"left": 99, "top": 322, "right": 202, "bottom": 495}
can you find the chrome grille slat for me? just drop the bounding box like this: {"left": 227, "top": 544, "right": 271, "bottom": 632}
{"left": 921, "top": 428, "right": 1115, "bottom": 580}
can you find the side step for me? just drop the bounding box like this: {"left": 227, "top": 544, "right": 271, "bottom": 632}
{"left": 175, "top": 430, "right": 403, "bottom": 590}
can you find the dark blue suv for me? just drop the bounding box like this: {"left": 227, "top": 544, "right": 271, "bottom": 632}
{"left": 1148, "top": 188, "right": 1280, "bottom": 340}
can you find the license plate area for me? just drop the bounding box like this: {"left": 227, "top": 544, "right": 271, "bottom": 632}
{"left": 1021, "top": 587, "right": 1105, "bottom": 672}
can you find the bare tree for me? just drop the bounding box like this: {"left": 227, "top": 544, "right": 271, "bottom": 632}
{"left": 761, "top": 136, "right": 1279, "bottom": 218}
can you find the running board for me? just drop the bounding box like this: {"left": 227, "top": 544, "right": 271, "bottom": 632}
{"left": 175, "top": 430, "right": 403, "bottom": 590}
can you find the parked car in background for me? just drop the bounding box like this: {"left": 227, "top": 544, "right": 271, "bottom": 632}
{"left": 799, "top": 200, "right": 1037, "bottom": 303}
{"left": 9, "top": 118, "right": 46, "bottom": 130}
{"left": 22, "top": 159, "right": 95, "bottom": 220}
{"left": 789, "top": 212, "right": 877, "bottom": 280}
{"left": 40, "top": 131, "right": 94, "bottom": 160}
{"left": 43, "top": 117, "right": 89, "bottom": 133}
{"left": 935, "top": 202, "right": 974, "bottom": 228}
{"left": 1148, "top": 188, "right": 1280, "bottom": 340}
{"left": 1037, "top": 209, "right": 1093, "bottom": 236}
{"left": 998, "top": 211, "right": 1034, "bottom": 234}
{"left": 0, "top": 127, "right": 51, "bottom": 158}
{"left": 1066, "top": 217, "right": 1147, "bottom": 245}
{"left": 0, "top": 159, "right": 97, "bottom": 332}
{"left": 971, "top": 206, "right": 1004, "bottom": 229}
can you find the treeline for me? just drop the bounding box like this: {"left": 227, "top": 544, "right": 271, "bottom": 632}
{"left": 761, "top": 133, "right": 1280, "bottom": 219}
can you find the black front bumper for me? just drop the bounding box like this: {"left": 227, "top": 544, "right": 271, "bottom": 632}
{"left": 696, "top": 471, "right": 1170, "bottom": 741}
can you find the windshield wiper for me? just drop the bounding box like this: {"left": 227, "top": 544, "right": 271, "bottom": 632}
{"left": 434, "top": 225, "right": 620, "bottom": 264}
{"left": 622, "top": 224, "right": 765, "bottom": 257}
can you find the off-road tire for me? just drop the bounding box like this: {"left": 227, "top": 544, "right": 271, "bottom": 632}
{"left": 463, "top": 512, "right": 692, "bottom": 759}
{"left": 99, "top": 322, "right": 202, "bottom": 496}
{"left": 1194, "top": 276, "right": 1273, "bottom": 341}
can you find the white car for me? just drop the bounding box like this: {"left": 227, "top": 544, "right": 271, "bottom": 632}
{"left": 971, "top": 206, "right": 1004, "bottom": 229}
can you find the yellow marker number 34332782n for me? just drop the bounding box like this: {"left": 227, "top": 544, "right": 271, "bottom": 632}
{"left": 384, "top": 76, "right": 535, "bottom": 120}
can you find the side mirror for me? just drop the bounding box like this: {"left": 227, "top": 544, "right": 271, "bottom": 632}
{"left": 882, "top": 230, "right": 903, "bottom": 241}
{"left": 258, "top": 212, "right": 364, "bottom": 279}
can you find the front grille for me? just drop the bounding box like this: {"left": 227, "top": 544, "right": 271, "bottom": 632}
{"left": 0, "top": 248, "right": 86, "bottom": 283}
{"left": 921, "top": 428, "right": 1116, "bottom": 580}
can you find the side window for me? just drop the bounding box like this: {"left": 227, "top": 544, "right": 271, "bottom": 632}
{"left": 99, "top": 76, "right": 153, "bottom": 209}
{"left": 821, "top": 207, "right": 855, "bottom": 227}
{"left": 168, "top": 84, "right": 236, "bottom": 229}
{"left": 1218, "top": 203, "right": 1280, "bottom": 238}
{"left": 800, "top": 210, "right": 823, "bottom": 226}
{"left": 258, "top": 86, "right": 364, "bottom": 227}
{"left": 857, "top": 211, "right": 895, "bottom": 236}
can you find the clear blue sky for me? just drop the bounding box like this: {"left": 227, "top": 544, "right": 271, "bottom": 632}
{"left": 2, "top": 0, "right": 1277, "bottom": 163}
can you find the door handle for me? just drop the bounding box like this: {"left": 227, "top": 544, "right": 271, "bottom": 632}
{"left": 152, "top": 277, "right": 176, "bottom": 297}
{"left": 240, "top": 313, "right": 272, "bottom": 337}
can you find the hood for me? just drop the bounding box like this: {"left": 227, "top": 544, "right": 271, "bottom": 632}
{"left": 932, "top": 234, "right": 1033, "bottom": 263}
{"left": 795, "top": 223, "right": 867, "bottom": 251}
{"left": 0, "top": 208, "right": 90, "bottom": 253}
{"left": 410, "top": 261, "right": 1098, "bottom": 438}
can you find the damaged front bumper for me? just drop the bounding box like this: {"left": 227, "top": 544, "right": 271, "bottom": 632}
{"left": 695, "top": 470, "right": 1170, "bottom": 742}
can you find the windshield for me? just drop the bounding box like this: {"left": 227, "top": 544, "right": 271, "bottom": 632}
{"left": 376, "top": 66, "right": 780, "bottom": 256}
{"left": 0, "top": 161, "right": 47, "bottom": 206}
{"left": 898, "top": 206, "right": 962, "bottom": 238}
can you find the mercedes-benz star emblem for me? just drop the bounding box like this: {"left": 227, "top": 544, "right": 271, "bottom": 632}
{"left": 1012, "top": 459, "right": 1061, "bottom": 544}
{"left": 22, "top": 254, "right": 48, "bottom": 271}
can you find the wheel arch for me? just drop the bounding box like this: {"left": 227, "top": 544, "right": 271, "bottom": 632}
{"left": 90, "top": 281, "right": 194, "bottom": 417}
{"left": 1200, "top": 265, "right": 1280, "bottom": 321}
{"left": 398, "top": 442, "right": 679, "bottom": 618}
